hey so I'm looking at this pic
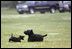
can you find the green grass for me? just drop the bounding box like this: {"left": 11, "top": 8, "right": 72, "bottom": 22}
{"left": 1, "top": 8, "right": 71, "bottom": 48}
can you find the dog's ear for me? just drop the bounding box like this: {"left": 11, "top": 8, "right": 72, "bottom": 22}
{"left": 11, "top": 33, "right": 13, "bottom": 37}
{"left": 30, "top": 30, "right": 34, "bottom": 34}
{"left": 31, "top": 30, "right": 33, "bottom": 33}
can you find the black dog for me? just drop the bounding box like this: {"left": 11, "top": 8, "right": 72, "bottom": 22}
{"left": 9, "top": 34, "right": 24, "bottom": 42}
{"left": 24, "top": 30, "right": 47, "bottom": 42}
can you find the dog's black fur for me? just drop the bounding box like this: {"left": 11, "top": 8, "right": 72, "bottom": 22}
{"left": 9, "top": 34, "right": 24, "bottom": 42}
{"left": 24, "top": 30, "right": 47, "bottom": 42}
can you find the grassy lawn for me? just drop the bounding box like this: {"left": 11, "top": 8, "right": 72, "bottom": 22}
{"left": 1, "top": 8, "right": 71, "bottom": 48}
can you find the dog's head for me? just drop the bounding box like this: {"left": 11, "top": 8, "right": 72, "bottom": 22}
{"left": 24, "top": 30, "right": 34, "bottom": 35}
{"left": 19, "top": 35, "right": 24, "bottom": 40}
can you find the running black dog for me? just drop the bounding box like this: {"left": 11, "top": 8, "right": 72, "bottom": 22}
{"left": 9, "top": 34, "right": 24, "bottom": 42}
{"left": 24, "top": 30, "right": 47, "bottom": 42}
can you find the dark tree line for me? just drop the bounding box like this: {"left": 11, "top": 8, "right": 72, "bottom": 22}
{"left": 1, "top": 1, "right": 25, "bottom": 8}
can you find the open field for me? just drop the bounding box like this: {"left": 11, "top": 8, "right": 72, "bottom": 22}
{"left": 1, "top": 8, "right": 71, "bottom": 48}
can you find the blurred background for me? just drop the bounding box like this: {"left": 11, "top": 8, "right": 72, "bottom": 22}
{"left": 1, "top": 1, "right": 71, "bottom": 14}
{"left": 1, "top": 1, "right": 71, "bottom": 48}
{"left": 1, "top": 1, "right": 25, "bottom": 8}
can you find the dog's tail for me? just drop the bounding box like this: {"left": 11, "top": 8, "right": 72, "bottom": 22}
{"left": 42, "top": 34, "right": 47, "bottom": 37}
